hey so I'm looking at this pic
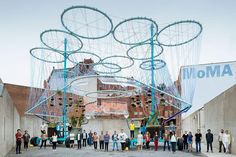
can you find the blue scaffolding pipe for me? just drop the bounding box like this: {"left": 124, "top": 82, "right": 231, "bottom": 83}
{"left": 63, "top": 38, "right": 67, "bottom": 138}
{"left": 150, "top": 24, "right": 156, "bottom": 115}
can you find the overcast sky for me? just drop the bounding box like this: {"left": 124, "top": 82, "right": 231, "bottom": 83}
{"left": 0, "top": 0, "right": 236, "bottom": 86}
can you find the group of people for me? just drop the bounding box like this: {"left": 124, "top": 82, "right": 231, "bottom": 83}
{"left": 70, "top": 129, "right": 128, "bottom": 152}
{"left": 181, "top": 128, "right": 233, "bottom": 154}
{"left": 15, "top": 120, "right": 234, "bottom": 155}
{"left": 15, "top": 129, "right": 31, "bottom": 154}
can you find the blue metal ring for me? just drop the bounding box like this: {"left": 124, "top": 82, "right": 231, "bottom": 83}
{"left": 40, "top": 29, "right": 83, "bottom": 53}
{"left": 112, "top": 17, "right": 158, "bottom": 45}
{"left": 30, "top": 47, "right": 64, "bottom": 63}
{"left": 101, "top": 55, "right": 134, "bottom": 69}
{"left": 92, "top": 62, "right": 122, "bottom": 74}
{"left": 157, "top": 20, "right": 203, "bottom": 47}
{"left": 139, "top": 59, "right": 166, "bottom": 70}
{"left": 127, "top": 43, "right": 163, "bottom": 60}
{"left": 67, "top": 51, "right": 102, "bottom": 65}
{"left": 61, "top": 5, "right": 113, "bottom": 39}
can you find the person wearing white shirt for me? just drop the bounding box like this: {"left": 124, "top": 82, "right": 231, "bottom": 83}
{"left": 218, "top": 129, "right": 226, "bottom": 153}
{"left": 77, "top": 131, "right": 82, "bottom": 149}
{"left": 52, "top": 132, "right": 57, "bottom": 150}
{"left": 137, "top": 131, "right": 143, "bottom": 150}
{"left": 170, "top": 131, "right": 177, "bottom": 154}
{"left": 70, "top": 131, "right": 75, "bottom": 148}
{"left": 118, "top": 129, "right": 128, "bottom": 151}
{"left": 82, "top": 130, "right": 88, "bottom": 147}
{"left": 223, "top": 130, "right": 231, "bottom": 153}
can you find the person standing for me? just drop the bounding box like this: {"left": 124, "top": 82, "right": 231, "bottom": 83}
{"left": 163, "top": 130, "right": 170, "bottom": 151}
{"left": 154, "top": 131, "right": 159, "bottom": 151}
{"left": 93, "top": 132, "right": 99, "bottom": 150}
{"left": 144, "top": 132, "right": 151, "bottom": 150}
{"left": 119, "top": 129, "right": 128, "bottom": 151}
{"left": 70, "top": 131, "right": 75, "bottom": 148}
{"left": 187, "top": 131, "right": 193, "bottom": 152}
{"left": 112, "top": 131, "right": 119, "bottom": 151}
{"left": 15, "top": 129, "right": 22, "bottom": 154}
{"left": 99, "top": 131, "right": 104, "bottom": 150}
{"left": 104, "top": 131, "right": 110, "bottom": 152}
{"left": 88, "top": 130, "right": 93, "bottom": 146}
{"left": 82, "top": 130, "right": 87, "bottom": 147}
{"left": 223, "top": 130, "right": 231, "bottom": 153}
{"left": 77, "top": 130, "right": 82, "bottom": 150}
{"left": 182, "top": 131, "right": 188, "bottom": 150}
{"left": 137, "top": 131, "right": 143, "bottom": 150}
{"left": 218, "top": 129, "right": 226, "bottom": 153}
{"left": 23, "top": 130, "right": 30, "bottom": 151}
{"left": 129, "top": 120, "right": 135, "bottom": 139}
{"left": 52, "top": 132, "right": 57, "bottom": 151}
{"left": 170, "top": 131, "right": 177, "bottom": 154}
{"left": 206, "top": 129, "right": 213, "bottom": 152}
{"left": 40, "top": 131, "right": 47, "bottom": 149}
{"left": 195, "top": 129, "right": 202, "bottom": 153}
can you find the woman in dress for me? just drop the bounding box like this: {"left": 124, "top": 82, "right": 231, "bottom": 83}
{"left": 137, "top": 131, "right": 143, "bottom": 150}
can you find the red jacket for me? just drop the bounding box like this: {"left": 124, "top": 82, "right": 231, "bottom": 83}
{"left": 15, "top": 132, "right": 22, "bottom": 141}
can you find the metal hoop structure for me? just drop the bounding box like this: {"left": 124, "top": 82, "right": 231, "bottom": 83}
{"left": 101, "top": 55, "right": 134, "bottom": 69}
{"left": 30, "top": 47, "right": 64, "bottom": 63}
{"left": 126, "top": 43, "right": 163, "bottom": 60}
{"left": 157, "top": 20, "right": 203, "bottom": 47}
{"left": 112, "top": 17, "right": 158, "bottom": 45}
{"left": 67, "top": 51, "right": 102, "bottom": 65}
{"left": 92, "top": 62, "right": 122, "bottom": 74}
{"left": 61, "top": 6, "right": 113, "bottom": 39}
{"left": 139, "top": 59, "right": 166, "bottom": 70}
{"left": 40, "top": 29, "right": 83, "bottom": 53}
{"left": 85, "top": 90, "right": 133, "bottom": 99}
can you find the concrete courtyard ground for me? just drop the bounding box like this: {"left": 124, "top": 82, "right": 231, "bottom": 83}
{"left": 6, "top": 143, "right": 236, "bottom": 157}
{"left": 6, "top": 144, "right": 207, "bottom": 157}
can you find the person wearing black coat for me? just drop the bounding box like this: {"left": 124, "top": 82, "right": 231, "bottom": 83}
{"left": 206, "top": 129, "right": 214, "bottom": 152}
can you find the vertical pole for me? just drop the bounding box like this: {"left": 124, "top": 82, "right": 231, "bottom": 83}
{"left": 150, "top": 24, "right": 156, "bottom": 115}
{"left": 63, "top": 38, "right": 67, "bottom": 138}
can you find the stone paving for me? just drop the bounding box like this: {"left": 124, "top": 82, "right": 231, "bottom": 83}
{"left": 7, "top": 144, "right": 207, "bottom": 157}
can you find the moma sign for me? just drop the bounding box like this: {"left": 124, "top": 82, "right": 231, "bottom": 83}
{"left": 181, "top": 61, "right": 236, "bottom": 117}
{"left": 182, "top": 64, "right": 233, "bottom": 80}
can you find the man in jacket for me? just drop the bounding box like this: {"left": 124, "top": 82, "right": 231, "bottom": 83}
{"left": 206, "top": 129, "right": 214, "bottom": 152}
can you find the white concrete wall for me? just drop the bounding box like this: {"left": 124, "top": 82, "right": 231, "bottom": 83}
{"left": 82, "top": 118, "right": 129, "bottom": 138}
{"left": 20, "top": 116, "right": 43, "bottom": 138}
{"left": 0, "top": 83, "right": 43, "bottom": 157}
{"left": 182, "top": 84, "right": 236, "bottom": 154}
{"left": 0, "top": 87, "right": 16, "bottom": 157}
{"left": 204, "top": 84, "right": 236, "bottom": 154}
